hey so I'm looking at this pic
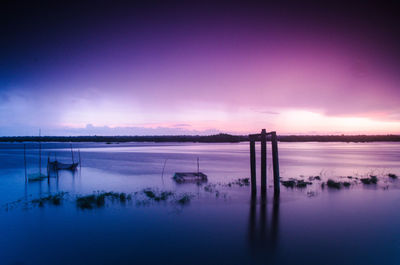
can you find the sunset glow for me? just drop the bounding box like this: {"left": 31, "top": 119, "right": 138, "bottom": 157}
{"left": 1, "top": 1, "right": 400, "bottom": 136}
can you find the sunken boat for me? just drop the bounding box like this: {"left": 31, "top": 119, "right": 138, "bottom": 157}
{"left": 173, "top": 172, "right": 208, "bottom": 183}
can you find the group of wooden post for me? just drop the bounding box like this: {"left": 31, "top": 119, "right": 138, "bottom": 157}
{"left": 249, "top": 129, "right": 280, "bottom": 196}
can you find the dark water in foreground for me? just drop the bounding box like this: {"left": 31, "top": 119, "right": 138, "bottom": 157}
{"left": 1, "top": 142, "right": 400, "bottom": 265}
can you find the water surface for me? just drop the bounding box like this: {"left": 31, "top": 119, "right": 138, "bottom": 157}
{"left": 1, "top": 142, "right": 400, "bottom": 265}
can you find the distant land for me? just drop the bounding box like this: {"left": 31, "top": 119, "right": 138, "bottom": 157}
{"left": 1, "top": 134, "right": 400, "bottom": 143}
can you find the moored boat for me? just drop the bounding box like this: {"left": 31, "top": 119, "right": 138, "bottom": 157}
{"left": 48, "top": 160, "right": 79, "bottom": 171}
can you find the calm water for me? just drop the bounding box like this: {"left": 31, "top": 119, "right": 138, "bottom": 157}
{"left": 1, "top": 142, "right": 400, "bottom": 265}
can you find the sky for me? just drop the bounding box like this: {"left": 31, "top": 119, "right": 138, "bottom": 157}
{"left": 1, "top": 0, "right": 400, "bottom": 136}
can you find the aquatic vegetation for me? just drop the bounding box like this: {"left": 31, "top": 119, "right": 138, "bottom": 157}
{"left": 308, "top": 176, "right": 321, "bottom": 181}
{"left": 176, "top": 194, "right": 193, "bottom": 205}
{"left": 76, "top": 195, "right": 97, "bottom": 209}
{"left": 138, "top": 189, "right": 196, "bottom": 206}
{"left": 224, "top": 178, "right": 250, "bottom": 187}
{"left": 281, "top": 179, "right": 312, "bottom": 188}
{"left": 143, "top": 189, "right": 156, "bottom": 199}
{"left": 388, "top": 173, "right": 398, "bottom": 179}
{"left": 370, "top": 176, "right": 378, "bottom": 184}
{"left": 342, "top": 182, "right": 351, "bottom": 187}
{"left": 235, "top": 178, "right": 250, "bottom": 186}
{"left": 360, "top": 178, "right": 371, "bottom": 184}
{"left": 204, "top": 183, "right": 218, "bottom": 192}
{"left": 142, "top": 189, "right": 174, "bottom": 202}
{"left": 76, "top": 192, "right": 132, "bottom": 210}
{"left": 296, "top": 180, "right": 312, "bottom": 188}
{"left": 3, "top": 193, "right": 67, "bottom": 210}
{"left": 327, "top": 179, "right": 341, "bottom": 189}
{"left": 281, "top": 180, "right": 296, "bottom": 188}
{"left": 360, "top": 175, "right": 378, "bottom": 185}
{"left": 31, "top": 192, "right": 67, "bottom": 207}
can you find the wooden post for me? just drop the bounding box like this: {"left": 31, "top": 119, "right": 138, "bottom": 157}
{"left": 39, "top": 142, "right": 42, "bottom": 176}
{"left": 70, "top": 144, "right": 74, "bottom": 163}
{"left": 271, "top": 131, "right": 280, "bottom": 195}
{"left": 24, "top": 144, "right": 27, "bottom": 183}
{"left": 260, "top": 129, "right": 267, "bottom": 195}
{"left": 197, "top": 157, "right": 199, "bottom": 176}
{"left": 47, "top": 155, "right": 50, "bottom": 183}
{"left": 39, "top": 129, "right": 41, "bottom": 175}
{"left": 78, "top": 149, "right": 81, "bottom": 170}
{"left": 249, "top": 138, "right": 256, "bottom": 194}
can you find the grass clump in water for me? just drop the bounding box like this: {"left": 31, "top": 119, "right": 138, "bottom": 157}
{"left": 234, "top": 178, "right": 250, "bottom": 186}
{"left": 140, "top": 189, "right": 194, "bottom": 206}
{"left": 281, "top": 180, "right": 296, "bottom": 188}
{"left": 361, "top": 175, "right": 378, "bottom": 185}
{"left": 76, "top": 195, "right": 97, "bottom": 209}
{"left": 281, "top": 179, "right": 312, "bottom": 188}
{"left": 204, "top": 184, "right": 218, "bottom": 192}
{"left": 327, "top": 179, "right": 341, "bottom": 189}
{"left": 176, "top": 194, "right": 193, "bottom": 205}
{"left": 388, "top": 173, "right": 398, "bottom": 179}
{"left": 308, "top": 176, "right": 321, "bottom": 181}
{"left": 142, "top": 189, "right": 174, "bottom": 202}
{"left": 31, "top": 192, "right": 67, "bottom": 207}
{"left": 76, "top": 192, "right": 132, "bottom": 210}
{"left": 342, "top": 182, "right": 351, "bottom": 187}
{"left": 296, "top": 180, "right": 312, "bottom": 188}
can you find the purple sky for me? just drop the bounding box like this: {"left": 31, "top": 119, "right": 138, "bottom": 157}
{"left": 1, "top": 1, "right": 400, "bottom": 136}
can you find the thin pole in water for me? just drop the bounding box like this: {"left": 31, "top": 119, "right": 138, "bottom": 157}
{"left": 78, "top": 149, "right": 81, "bottom": 170}
{"left": 197, "top": 157, "right": 199, "bottom": 176}
{"left": 24, "top": 144, "right": 27, "bottom": 183}
{"left": 161, "top": 159, "right": 167, "bottom": 185}
{"left": 47, "top": 155, "right": 50, "bottom": 183}
{"left": 70, "top": 144, "right": 74, "bottom": 163}
{"left": 39, "top": 143, "right": 42, "bottom": 176}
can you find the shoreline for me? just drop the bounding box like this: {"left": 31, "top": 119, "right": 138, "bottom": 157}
{"left": 1, "top": 134, "right": 400, "bottom": 143}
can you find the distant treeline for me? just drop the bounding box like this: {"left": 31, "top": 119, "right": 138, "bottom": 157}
{"left": 1, "top": 133, "right": 400, "bottom": 143}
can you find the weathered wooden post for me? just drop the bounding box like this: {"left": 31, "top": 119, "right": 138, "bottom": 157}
{"left": 271, "top": 131, "right": 280, "bottom": 194}
{"left": 78, "top": 149, "right": 81, "bottom": 170}
{"left": 260, "top": 129, "right": 267, "bottom": 195}
{"left": 249, "top": 137, "right": 256, "bottom": 194}
{"left": 39, "top": 142, "right": 42, "bottom": 176}
{"left": 70, "top": 144, "right": 74, "bottom": 163}
{"left": 24, "top": 144, "right": 27, "bottom": 183}
{"left": 47, "top": 156, "right": 50, "bottom": 183}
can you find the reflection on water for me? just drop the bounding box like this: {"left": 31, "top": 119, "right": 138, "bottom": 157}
{"left": 248, "top": 193, "right": 280, "bottom": 263}
{"left": 1, "top": 142, "right": 400, "bottom": 265}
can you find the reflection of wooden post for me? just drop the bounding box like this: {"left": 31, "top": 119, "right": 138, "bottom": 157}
{"left": 260, "top": 129, "right": 267, "bottom": 195}
{"left": 250, "top": 138, "right": 256, "bottom": 194}
{"left": 271, "top": 131, "right": 280, "bottom": 195}
{"left": 24, "top": 144, "right": 27, "bottom": 183}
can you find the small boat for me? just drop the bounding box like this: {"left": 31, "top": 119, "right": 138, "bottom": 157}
{"left": 48, "top": 160, "right": 78, "bottom": 171}
{"left": 28, "top": 173, "right": 48, "bottom": 182}
{"left": 47, "top": 144, "right": 80, "bottom": 172}
{"left": 173, "top": 172, "right": 208, "bottom": 183}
